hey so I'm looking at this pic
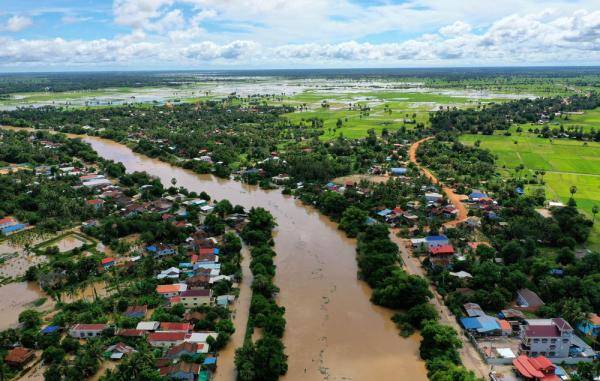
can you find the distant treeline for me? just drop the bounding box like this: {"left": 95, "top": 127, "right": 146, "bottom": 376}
{"left": 0, "top": 72, "right": 196, "bottom": 94}
{"left": 430, "top": 92, "right": 600, "bottom": 135}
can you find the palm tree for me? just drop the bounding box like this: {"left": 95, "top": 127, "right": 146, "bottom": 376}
{"left": 569, "top": 185, "right": 577, "bottom": 198}
{"left": 592, "top": 205, "right": 599, "bottom": 224}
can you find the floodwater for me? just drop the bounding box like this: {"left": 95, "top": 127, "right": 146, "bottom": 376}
{"left": 0, "top": 282, "right": 51, "bottom": 331}
{"left": 0, "top": 126, "right": 427, "bottom": 380}
{"left": 214, "top": 244, "right": 253, "bottom": 381}
{"left": 77, "top": 134, "right": 427, "bottom": 381}
{"left": 52, "top": 234, "right": 88, "bottom": 253}
{"left": 61, "top": 280, "right": 110, "bottom": 303}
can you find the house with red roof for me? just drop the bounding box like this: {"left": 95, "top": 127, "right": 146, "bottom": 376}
{"left": 4, "top": 347, "right": 35, "bottom": 367}
{"left": 512, "top": 355, "right": 559, "bottom": 381}
{"left": 101, "top": 257, "right": 116, "bottom": 269}
{"left": 159, "top": 322, "right": 192, "bottom": 332}
{"left": 158, "top": 362, "right": 200, "bottom": 381}
{"left": 428, "top": 244, "right": 455, "bottom": 267}
{"left": 147, "top": 331, "right": 187, "bottom": 348}
{"left": 165, "top": 342, "right": 207, "bottom": 360}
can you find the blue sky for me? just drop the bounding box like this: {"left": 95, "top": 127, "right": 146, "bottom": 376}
{"left": 0, "top": 0, "right": 599, "bottom": 71}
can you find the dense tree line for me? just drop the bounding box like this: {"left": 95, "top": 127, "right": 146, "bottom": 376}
{"left": 236, "top": 207, "right": 287, "bottom": 381}
{"left": 430, "top": 93, "right": 600, "bottom": 134}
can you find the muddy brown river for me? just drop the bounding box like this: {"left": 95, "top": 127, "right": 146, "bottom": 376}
{"left": 1, "top": 127, "right": 427, "bottom": 381}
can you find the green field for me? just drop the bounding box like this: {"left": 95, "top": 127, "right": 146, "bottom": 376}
{"left": 282, "top": 91, "right": 503, "bottom": 140}
{"left": 460, "top": 133, "right": 600, "bottom": 250}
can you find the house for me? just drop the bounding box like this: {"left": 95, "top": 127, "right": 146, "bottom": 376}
{"left": 449, "top": 271, "right": 472, "bottom": 279}
{"left": 1, "top": 223, "right": 27, "bottom": 236}
{"left": 4, "top": 347, "right": 35, "bottom": 367}
{"left": 40, "top": 325, "right": 61, "bottom": 335}
{"left": 577, "top": 313, "right": 600, "bottom": 337}
{"left": 0, "top": 217, "right": 16, "bottom": 229}
{"left": 390, "top": 167, "right": 407, "bottom": 176}
{"left": 425, "top": 235, "right": 450, "bottom": 247}
{"left": 123, "top": 305, "right": 147, "bottom": 319}
{"left": 86, "top": 199, "right": 105, "bottom": 210}
{"left": 516, "top": 289, "right": 545, "bottom": 312}
{"left": 425, "top": 192, "right": 444, "bottom": 203}
{"left": 136, "top": 321, "right": 160, "bottom": 331}
{"left": 203, "top": 357, "right": 217, "bottom": 371}
{"left": 469, "top": 191, "right": 488, "bottom": 202}
{"left": 148, "top": 331, "right": 187, "bottom": 348}
{"left": 460, "top": 315, "right": 502, "bottom": 336}
{"left": 157, "top": 267, "right": 181, "bottom": 280}
{"left": 180, "top": 289, "right": 211, "bottom": 308}
{"left": 69, "top": 324, "right": 108, "bottom": 339}
{"left": 512, "top": 355, "right": 559, "bottom": 381}
{"left": 147, "top": 243, "right": 176, "bottom": 258}
{"left": 186, "top": 274, "right": 211, "bottom": 289}
{"left": 156, "top": 283, "right": 187, "bottom": 298}
{"left": 159, "top": 362, "right": 200, "bottom": 381}
{"left": 428, "top": 244, "right": 455, "bottom": 267}
{"left": 115, "top": 329, "right": 146, "bottom": 338}
{"left": 185, "top": 332, "right": 218, "bottom": 345}
{"left": 519, "top": 318, "right": 573, "bottom": 358}
{"left": 464, "top": 302, "right": 484, "bottom": 317}
{"left": 105, "top": 342, "right": 136, "bottom": 360}
{"left": 410, "top": 238, "right": 427, "bottom": 250}
{"left": 183, "top": 311, "right": 206, "bottom": 323}
{"left": 101, "top": 257, "right": 116, "bottom": 269}
{"left": 165, "top": 342, "right": 208, "bottom": 360}
{"left": 216, "top": 294, "right": 236, "bottom": 307}
{"left": 160, "top": 322, "right": 192, "bottom": 332}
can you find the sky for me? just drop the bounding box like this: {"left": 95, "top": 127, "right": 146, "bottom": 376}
{"left": 0, "top": 0, "right": 600, "bottom": 71}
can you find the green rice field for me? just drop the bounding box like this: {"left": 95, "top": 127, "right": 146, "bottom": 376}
{"left": 460, "top": 133, "right": 600, "bottom": 250}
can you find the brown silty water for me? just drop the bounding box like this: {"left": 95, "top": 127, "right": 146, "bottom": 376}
{"left": 0, "top": 127, "right": 427, "bottom": 381}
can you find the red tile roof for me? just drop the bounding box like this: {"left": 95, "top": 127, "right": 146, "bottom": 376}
{"left": 524, "top": 325, "right": 560, "bottom": 338}
{"left": 429, "top": 244, "right": 455, "bottom": 255}
{"left": 148, "top": 332, "right": 187, "bottom": 342}
{"left": 181, "top": 289, "right": 210, "bottom": 297}
{"left": 4, "top": 347, "right": 34, "bottom": 364}
{"left": 513, "top": 355, "right": 556, "bottom": 379}
{"left": 160, "top": 322, "right": 192, "bottom": 332}
{"left": 101, "top": 257, "right": 115, "bottom": 265}
{"left": 116, "top": 329, "right": 146, "bottom": 337}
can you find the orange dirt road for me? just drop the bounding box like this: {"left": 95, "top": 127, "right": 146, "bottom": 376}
{"left": 408, "top": 137, "right": 468, "bottom": 227}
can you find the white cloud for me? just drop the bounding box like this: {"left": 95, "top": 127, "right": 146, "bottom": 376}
{"left": 439, "top": 21, "right": 472, "bottom": 36}
{"left": 3, "top": 15, "right": 33, "bottom": 32}
{"left": 1, "top": 7, "right": 600, "bottom": 67}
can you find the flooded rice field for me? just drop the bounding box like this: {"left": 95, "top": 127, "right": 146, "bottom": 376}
{"left": 0, "top": 282, "right": 52, "bottom": 331}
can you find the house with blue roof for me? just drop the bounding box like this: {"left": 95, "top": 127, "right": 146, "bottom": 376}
{"left": 390, "top": 167, "right": 407, "bottom": 176}
{"left": 146, "top": 243, "right": 176, "bottom": 258}
{"left": 377, "top": 209, "right": 393, "bottom": 217}
{"left": 460, "top": 315, "right": 501, "bottom": 336}
{"left": 41, "top": 325, "right": 61, "bottom": 335}
{"left": 425, "top": 235, "right": 449, "bottom": 247}
{"left": 469, "top": 191, "right": 488, "bottom": 201}
{"left": 1, "top": 223, "right": 27, "bottom": 236}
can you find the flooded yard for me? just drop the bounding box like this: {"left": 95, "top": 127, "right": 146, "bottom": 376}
{"left": 0, "top": 282, "right": 53, "bottom": 331}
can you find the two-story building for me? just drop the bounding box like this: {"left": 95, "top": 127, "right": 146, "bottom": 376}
{"left": 519, "top": 318, "right": 573, "bottom": 358}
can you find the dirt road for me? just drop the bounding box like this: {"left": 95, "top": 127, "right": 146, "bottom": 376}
{"left": 390, "top": 231, "right": 490, "bottom": 379}
{"left": 408, "top": 137, "right": 469, "bottom": 227}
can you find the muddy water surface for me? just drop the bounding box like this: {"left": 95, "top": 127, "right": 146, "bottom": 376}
{"left": 0, "top": 127, "right": 427, "bottom": 380}
{"left": 0, "top": 282, "right": 51, "bottom": 331}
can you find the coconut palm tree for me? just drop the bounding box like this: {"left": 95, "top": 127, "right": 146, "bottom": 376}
{"left": 592, "top": 205, "right": 599, "bottom": 224}
{"left": 570, "top": 185, "right": 577, "bottom": 198}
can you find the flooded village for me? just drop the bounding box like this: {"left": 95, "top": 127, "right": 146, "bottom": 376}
{"left": 0, "top": 88, "right": 599, "bottom": 381}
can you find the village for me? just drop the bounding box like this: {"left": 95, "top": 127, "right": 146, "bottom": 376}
{"left": 0, "top": 130, "right": 254, "bottom": 381}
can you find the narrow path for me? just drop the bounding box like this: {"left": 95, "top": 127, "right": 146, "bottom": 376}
{"left": 390, "top": 232, "right": 490, "bottom": 379}
{"left": 408, "top": 137, "right": 468, "bottom": 227}
{"left": 214, "top": 243, "right": 253, "bottom": 381}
